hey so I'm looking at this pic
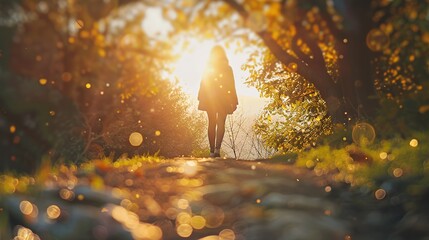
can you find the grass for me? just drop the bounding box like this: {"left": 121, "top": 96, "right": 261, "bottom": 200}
{"left": 294, "top": 129, "right": 429, "bottom": 205}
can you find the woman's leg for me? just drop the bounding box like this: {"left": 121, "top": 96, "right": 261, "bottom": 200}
{"left": 207, "top": 111, "right": 216, "bottom": 153}
{"left": 215, "top": 111, "right": 227, "bottom": 151}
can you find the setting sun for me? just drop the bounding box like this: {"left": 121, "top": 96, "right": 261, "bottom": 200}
{"left": 171, "top": 39, "right": 258, "bottom": 98}
{"left": 172, "top": 39, "right": 213, "bottom": 95}
{"left": 141, "top": 7, "right": 259, "bottom": 98}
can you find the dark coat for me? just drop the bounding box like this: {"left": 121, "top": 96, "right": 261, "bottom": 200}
{"left": 198, "top": 63, "right": 238, "bottom": 114}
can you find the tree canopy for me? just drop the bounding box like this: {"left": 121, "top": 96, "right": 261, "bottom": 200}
{"left": 159, "top": 0, "right": 429, "bottom": 151}
{"left": 0, "top": 0, "right": 204, "bottom": 171}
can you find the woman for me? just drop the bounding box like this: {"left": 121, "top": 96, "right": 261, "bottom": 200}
{"left": 198, "top": 45, "right": 238, "bottom": 158}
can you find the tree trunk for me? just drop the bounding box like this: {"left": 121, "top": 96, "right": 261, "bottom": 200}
{"left": 336, "top": 0, "right": 378, "bottom": 121}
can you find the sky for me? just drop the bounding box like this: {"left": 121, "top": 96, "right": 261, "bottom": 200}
{"left": 141, "top": 7, "right": 267, "bottom": 117}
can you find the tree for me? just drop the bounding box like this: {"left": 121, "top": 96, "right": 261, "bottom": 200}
{"left": 224, "top": 111, "right": 249, "bottom": 159}
{"left": 249, "top": 129, "right": 276, "bottom": 160}
{"left": 156, "top": 0, "right": 428, "bottom": 151}
{"left": 0, "top": 0, "right": 204, "bottom": 171}
{"left": 224, "top": 109, "right": 277, "bottom": 159}
{"left": 159, "top": 0, "right": 427, "bottom": 118}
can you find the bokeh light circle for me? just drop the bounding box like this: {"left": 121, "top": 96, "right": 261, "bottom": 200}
{"left": 47, "top": 205, "right": 61, "bottom": 220}
{"left": 288, "top": 62, "right": 298, "bottom": 72}
{"left": 374, "top": 188, "right": 386, "bottom": 200}
{"left": 409, "top": 139, "right": 418, "bottom": 147}
{"left": 19, "top": 200, "right": 33, "bottom": 215}
{"left": 366, "top": 29, "right": 390, "bottom": 52}
{"left": 129, "top": 132, "right": 143, "bottom": 147}
{"left": 352, "top": 122, "right": 376, "bottom": 145}
{"left": 190, "top": 216, "right": 206, "bottom": 230}
{"left": 201, "top": 206, "right": 225, "bottom": 228}
{"left": 219, "top": 229, "right": 236, "bottom": 240}
{"left": 177, "top": 224, "right": 193, "bottom": 237}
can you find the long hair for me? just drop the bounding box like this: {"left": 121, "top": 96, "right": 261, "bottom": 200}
{"left": 208, "top": 45, "right": 229, "bottom": 66}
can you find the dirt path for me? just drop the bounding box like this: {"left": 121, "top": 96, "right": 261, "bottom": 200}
{"left": 0, "top": 158, "right": 365, "bottom": 239}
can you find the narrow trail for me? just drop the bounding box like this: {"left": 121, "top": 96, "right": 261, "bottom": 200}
{"left": 2, "top": 158, "right": 365, "bottom": 240}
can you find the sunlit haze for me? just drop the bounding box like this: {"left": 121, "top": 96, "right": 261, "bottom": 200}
{"left": 171, "top": 39, "right": 259, "bottom": 98}
{"left": 142, "top": 7, "right": 266, "bottom": 117}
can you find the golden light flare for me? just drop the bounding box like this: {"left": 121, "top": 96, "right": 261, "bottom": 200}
{"left": 16, "top": 226, "right": 41, "bottom": 240}
{"left": 409, "top": 139, "right": 418, "bottom": 147}
{"left": 288, "top": 62, "right": 298, "bottom": 72}
{"left": 85, "top": 83, "right": 92, "bottom": 89}
{"left": 120, "top": 199, "right": 132, "bottom": 209}
{"left": 19, "top": 200, "right": 33, "bottom": 215}
{"left": 171, "top": 40, "right": 213, "bottom": 94}
{"left": 111, "top": 205, "right": 129, "bottom": 223}
{"left": 199, "top": 236, "right": 221, "bottom": 240}
{"left": 177, "top": 198, "right": 189, "bottom": 209}
{"left": 143, "top": 196, "right": 162, "bottom": 215}
{"left": 46, "top": 205, "right": 61, "bottom": 220}
{"left": 77, "top": 194, "right": 85, "bottom": 201}
{"left": 324, "top": 185, "right": 332, "bottom": 193}
{"left": 98, "top": 49, "right": 106, "bottom": 57}
{"left": 176, "top": 212, "right": 191, "bottom": 225}
{"left": 306, "top": 160, "right": 315, "bottom": 168}
{"left": 132, "top": 223, "right": 163, "bottom": 240}
{"left": 125, "top": 178, "right": 134, "bottom": 186}
{"left": 68, "top": 37, "right": 75, "bottom": 44}
{"left": 39, "top": 78, "right": 47, "bottom": 85}
{"left": 352, "top": 122, "right": 376, "bottom": 145}
{"left": 155, "top": 130, "right": 161, "bottom": 136}
{"left": 190, "top": 216, "right": 206, "bottom": 230}
{"left": 393, "top": 168, "right": 403, "bottom": 178}
{"left": 80, "top": 30, "right": 90, "bottom": 38}
{"left": 366, "top": 28, "right": 390, "bottom": 51}
{"left": 177, "top": 223, "right": 193, "bottom": 238}
{"left": 165, "top": 207, "right": 178, "bottom": 220}
{"left": 170, "top": 38, "right": 255, "bottom": 97}
{"left": 201, "top": 206, "right": 225, "bottom": 228}
{"left": 109, "top": 204, "right": 162, "bottom": 240}
{"left": 183, "top": 160, "right": 198, "bottom": 176}
{"left": 129, "top": 132, "right": 143, "bottom": 147}
{"left": 374, "top": 189, "right": 386, "bottom": 200}
{"left": 219, "top": 229, "right": 236, "bottom": 240}
{"left": 379, "top": 152, "right": 388, "bottom": 160}
{"left": 10, "top": 125, "right": 16, "bottom": 133}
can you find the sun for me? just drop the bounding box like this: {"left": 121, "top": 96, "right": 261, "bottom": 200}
{"left": 171, "top": 37, "right": 261, "bottom": 99}
{"left": 141, "top": 7, "right": 259, "bottom": 98}
{"left": 171, "top": 39, "right": 215, "bottom": 95}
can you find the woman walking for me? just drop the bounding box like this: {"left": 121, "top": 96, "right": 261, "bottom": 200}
{"left": 198, "top": 45, "right": 238, "bottom": 158}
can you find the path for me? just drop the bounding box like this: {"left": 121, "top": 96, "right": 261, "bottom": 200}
{"left": 1, "top": 158, "right": 394, "bottom": 239}
{"left": 116, "top": 158, "right": 349, "bottom": 240}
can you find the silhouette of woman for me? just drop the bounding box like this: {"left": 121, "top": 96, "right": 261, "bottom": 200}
{"left": 198, "top": 45, "right": 238, "bottom": 158}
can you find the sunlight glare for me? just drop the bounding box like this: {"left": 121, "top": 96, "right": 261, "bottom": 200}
{"left": 172, "top": 39, "right": 214, "bottom": 95}
{"left": 171, "top": 39, "right": 257, "bottom": 97}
